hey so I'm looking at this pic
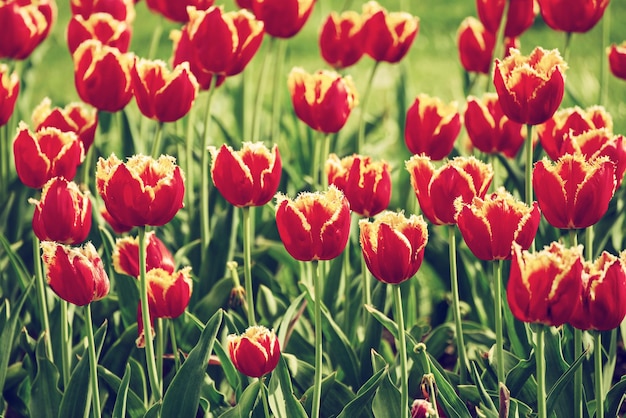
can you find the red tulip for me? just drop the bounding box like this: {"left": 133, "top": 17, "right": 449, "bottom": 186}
{"left": 476, "top": 0, "right": 537, "bottom": 38}
{"left": 31, "top": 177, "right": 92, "bottom": 245}
{"left": 456, "top": 188, "right": 540, "bottom": 261}
{"left": 235, "top": 0, "right": 252, "bottom": 9}
{"left": 73, "top": 40, "right": 134, "bottom": 113}
{"left": 404, "top": 94, "right": 461, "bottom": 160}
{"left": 608, "top": 42, "right": 626, "bottom": 81}
{"left": 569, "top": 251, "right": 626, "bottom": 331}
{"left": 0, "top": 64, "right": 19, "bottom": 127}
{"left": 131, "top": 59, "right": 198, "bottom": 123}
{"left": 96, "top": 153, "right": 185, "bottom": 227}
{"left": 405, "top": 154, "right": 493, "bottom": 226}
{"left": 493, "top": 47, "right": 567, "bottom": 125}
{"left": 0, "top": 0, "right": 56, "bottom": 60}
{"left": 507, "top": 241, "right": 583, "bottom": 326}
{"left": 537, "top": 0, "right": 609, "bottom": 33}
{"left": 288, "top": 67, "right": 358, "bottom": 134}
{"left": 361, "top": 1, "right": 419, "bottom": 63}
{"left": 457, "top": 17, "right": 495, "bottom": 74}
{"left": 227, "top": 326, "right": 280, "bottom": 378}
{"left": 100, "top": 206, "right": 133, "bottom": 234}
{"left": 533, "top": 154, "right": 616, "bottom": 229}
{"left": 210, "top": 142, "right": 282, "bottom": 207}
{"left": 32, "top": 97, "right": 98, "bottom": 153}
{"left": 464, "top": 93, "right": 525, "bottom": 158}
{"left": 275, "top": 185, "right": 351, "bottom": 261}
{"left": 170, "top": 26, "right": 225, "bottom": 91}
{"left": 319, "top": 11, "right": 365, "bottom": 69}
{"left": 411, "top": 400, "right": 435, "bottom": 418}
{"left": 112, "top": 231, "right": 176, "bottom": 277}
{"left": 326, "top": 153, "right": 391, "bottom": 218}
{"left": 359, "top": 211, "right": 428, "bottom": 285}
{"left": 70, "top": 0, "right": 135, "bottom": 23}
{"left": 40, "top": 241, "right": 110, "bottom": 306}
{"left": 145, "top": 0, "right": 214, "bottom": 22}
{"left": 67, "top": 12, "right": 131, "bottom": 54}
{"left": 250, "top": 0, "right": 315, "bottom": 39}
{"left": 13, "top": 123, "right": 84, "bottom": 189}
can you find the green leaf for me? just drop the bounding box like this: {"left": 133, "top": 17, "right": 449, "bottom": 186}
{"left": 30, "top": 335, "right": 62, "bottom": 418}
{"left": 143, "top": 402, "right": 161, "bottom": 418}
{"left": 336, "top": 366, "right": 386, "bottom": 418}
{"left": 213, "top": 340, "right": 241, "bottom": 397}
{"left": 545, "top": 344, "right": 587, "bottom": 415}
{"left": 98, "top": 365, "right": 146, "bottom": 418}
{"left": 161, "top": 309, "right": 223, "bottom": 418}
{"left": 372, "top": 369, "right": 401, "bottom": 418}
{"left": 112, "top": 364, "right": 132, "bottom": 418}
{"left": 268, "top": 356, "right": 307, "bottom": 418}
{"left": 276, "top": 292, "right": 306, "bottom": 348}
{"left": 218, "top": 380, "right": 261, "bottom": 418}
{"left": 364, "top": 304, "right": 398, "bottom": 340}
{"left": 606, "top": 374, "right": 626, "bottom": 417}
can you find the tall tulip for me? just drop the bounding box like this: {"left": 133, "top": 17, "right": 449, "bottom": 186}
{"left": 67, "top": 12, "right": 131, "bottom": 54}
{"left": 457, "top": 17, "right": 495, "bottom": 75}
{"left": 476, "top": 0, "right": 537, "bottom": 38}
{"left": 537, "top": 0, "right": 609, "bottom": 33}
{"left": 319, "top": 11, "right": 365, "bottom": 69}
{"left": 608, "top": 42, "right": 626, "bottom": 81}
{"left": 361, "top": 1, "right": 419, "bottom": 63}
{"left": 112, "top": 231, "right": 176, "bottom": 278}
{"left": 249, "top": 0, "right": 315, "bottom": 39}
{"left": 0, "top": 0, "right": 56, "bottom": 60}
{"left": 227, "top": 326, "right": 280, "bottom": 378}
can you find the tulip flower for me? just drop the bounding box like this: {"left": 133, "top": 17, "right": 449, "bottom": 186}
{"left": 131, "top": 59, "right": 199, "bottom": 123}
{"left": 227, "top": 326, "right": 280, "bottom": 378}
{"left": 361, "top": 1, "right": 419, "bottom": 63}
{"left": 288, "top": 67, "right": 358, "bottom": 134}
{"left": 70, "top": 0, "right": 135, "bottom": 23}
{"left": 275, "top": 185, "right": 351, "bottom": 262}
{"left": 319, "top": 11, "right": 365, "bottom": 69}
{"left": 567, "top": 129, "right": 626, "bottom": 187}
{"left": 476, "top": 0, "right": 537, "bottom": 38}
{"left": 0, "top": 64, "right": 19, "bottom": 127}
{"left": 411, "top": 399, "right": 435, "bottom": 418}
{"left": 455, "top": 188, "right": 540, "bottom": 261}
{"left": 67, "top": 12, "right": 132, "bottom": 54}
{"left": 40, "top": 241, "right": 110, "bottom": 306}
{"left": 493, "top": 47, "right": 567, "bottom": 125}
{"left": 456, "top": 17, "right": 495, "bottom": 75}
{"left": 326, "top": 153, "right": 391, "bottom": 218}
{"left": 100, "top": 207, "right": 133, "bottom": 234}
{"left": 32, "top": 97, "right": 98, "bottom": 153}
{"left": 0, "top": 0, "right": 56, "bottom": 60}
{"left": 404, "top": 94, "right": 461, "bottom": 160}
{"left": 31, "top": 177, "right": 92, "bottom": 245}
{"left": 210, "top": 142, "right": 281, "bottom": 207}
{"left": 405, "top": 154, "right": 493, "bottom": 226}
{"left": 507, "top": 241, "right": 584, "bottom": 326}
{"left": 569, "top": 251, "right": 626, "bottom": 331}
{"left": 96, "top": 153, "right": 185, "bottom": 227}
{"left": 170, "top": 26, "right": 225, "bottom": 91}
{"left": 145, "top": 0, "right": 214, "bottom": 23}
{"left": 112, "top": 231, "right": 176, "bottom": 278}
{"left": 537, "top": 0, "right": 609, "bottom": 33}
{"left": 73, "top": 40, "right": 134, "bottom": 113}
{"left": 13, "top": 123, "right": 84, "bottom": 189}
{"left": 359, "top": 211, "right": 428, "bottom": 285}
{"left": 608, "top": 42, "right": 626, "bottom": 81}
{"left": 249, "top": 0, "right": 315, "bottom": 39}
{"left": 533, "top": 155, "right": 616, "bottom": 229}
{"left": 235, "top": 0, "right": 252, "bottom": 9}
{"left": 464, "top": 93, "right": 525, "bottom": 158}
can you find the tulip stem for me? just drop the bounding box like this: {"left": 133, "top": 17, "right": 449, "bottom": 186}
{"left": 362, "top": 254, "right": 372, "bottom": 307}
{"left": 448, "top": 226, "right": 469, "bottom": 384}
{"left": 60, "top": 300, "right": 71, "bottom": 388}
{"left": 392, "top": 284, "right": 409, "bottom": 418}
{"left": 252, "top": 37, "right": 275, "bottom": 142}
{"left": 494, "top": 260, "right": 505, "bottom": 387}
{"left": 599, "top": 1, "right": 611, "bottom": 106}
{"left": 0, "top": 122, "right": 8, "bottom": 198}
{"left": 357, "top": 61, "right": 380, "bottom": 155}
{"left": 524, "top": 124, "right": 533, "bottom": 206}
{"left": 536, "top": 325, "right": 547, "bottom": 418}
{"left": 33, "top": 236, "right": 54, "bottom": 361}
{"left": 169, "top": 319, "right": 181, "bottom": 371}
{"left": 594, "top": 332, "right": 604, "bottom": 418}
{"left": 260, "top": 377, "right": 271, "bottom": 418}
{"left": 138, "top": 226, "right": 162, "bottom": 402}
{"left": 571, "top": 228, "right": 583, "bottom": 418}
{"left": 85, "top": 303, "right": 101, "bottom": 417}
{"left": 185, "top": 105, "right": 196, "bottom": 222}
{"left": 312, "top": 260, "right": 324, "bottom": 418}
{"left": 200, "top": 76, "right": 219, "bottom": 260}
{"left": 270, "top": 40, "right": 286, "bottom": 144}
{"left": 242, "top": 207, "right": 256, "bottom": 326}
{"left": 321, "top": 133, "right": 331, "bottom": 189}
{"left": 150, "top": 121, "right": 164, "bottom": 159}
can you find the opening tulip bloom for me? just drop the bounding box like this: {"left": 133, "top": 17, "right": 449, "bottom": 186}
{"left": 405, "top": 154, "right": 493, "bottom": 226}
{"left": 359, "top": 211, "right": 428, "bottom": 285}
{"left": 112, "top": 231, "right": 176, "bottom": 278}
{"left": 0, "top": 0, "right": 56, "bottom": 60}
{"left": 455, "top": 188, "right": 540, "bottom": 261}
{"left": 0, "top": 64, "right": 19, "bottom": 127}
{"left": 145, "top": 0, "right": 214, "bottom": 23}
{"left": 96, "top": 153, "right": 185, "bottom": 228}
{"left": 227, "top": 326, "right": 280, "bottom": 378}
{"left": 361, "top": 1, "right": 419, "bottom": 63}
{"left": 456, "top": 17, "right": 495, "bottom": 75}
{"left": 569, "top": 251, "right": 626, "bottom": 331}
{"left": 476, "top": 0, "right": 537, "bottom": 38}
{"left": 507, "top": 242, "right": 584, "bottom": 326}
{"left": 210, "top": 142, "right": 282, "bottom": 207}
{"left": 319, "top": 11, "right": 365, "bottom": 69}
{"left": 533, "top": 155, "right": 616, "bottom": 229}
{"left": 31, "top": 177, "right": 92, "bottom": 245}
{"left": 288, "top": 67, "right": 358, "bottom": 134}
{"left": 170, "top": 26, "right": 225, "bottom": 91}
{"left": 464, "top": 93, "right": 525, "bottom": 158}
{"left": 275, "top": 185, "right": 351, "bottom": 262}
{"left": 67, "top": 12, "right": 132, "bottom": 54}
{"left": 70, "top": 0, "right": 135, "bottom": 23}
{"left": 249, "top": 0, "right": 315, "bottom": 39}
{"left": 493, "top": 47, "right": 567, "bottom": 125}
{"left": 13, "top": 123, "right": 85, "bottom": 189}
{"left": 40, "top": 241, "right": 110, "bottom": 306}
{"left": 608, "top": 42, "right": 626, "bottom": 81}
{"left": 537, "top": 0, "right": 609, "bottom": 33}
{"left": 404, "top": 94, "right": 461, "bottom": 160}
{"left": 326, "top": 153, "right": 391, "bottom": 218}
{"left": 131, "top": 59, "right": 199, "bottom": 123}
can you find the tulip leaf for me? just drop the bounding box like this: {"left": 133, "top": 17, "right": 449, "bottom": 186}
{"left": 213, "top": 340, "right": 241, "bottom": 397}
{"left": 420, "top": 352, "right": 471, "bottom": 418}
{"left": 364, "top": 303, "right": 399, "bottom": 340}
{"left": 98, "top": 365, "right": 146, "bottom": 418}
{"left": 218, "top": 379, "right": 261, "bottom": 418}
{"left": 29, "top": 335, "right": 61, "bottom": 418}
{"left": 606, "top": 374, "right": 626, "bottom": 418}
{"left": 58, "top": 320, "right": 108, "bottom": 418}
{"left": 276, "top": 292, "right": 306, "bottom": 349}
{"left": 268, "top": 356, "right": 307, "bottom": 418}
{"left": 161, "top": 309, "right": 223, "bottom": 418}
{"left": 371, "top": 368, "right": 401, "bottom": 418}
{"left": 545, "top": 343, "right": 587, "bottom": 415}
{"left": 0, "top": 231, "right": 32, "bottom": 291}
{"left": 111, "top": 364, "right": 131, "bottom": 418}
{"left": 336, "top": 366, "right": 386, "bottom": 418}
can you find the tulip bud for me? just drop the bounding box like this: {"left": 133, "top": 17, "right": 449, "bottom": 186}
{"left": 537, "top": 0, "right": 609, "bottom": 33}
{"left": 0, "top": 0, "right": 56, "bottom": 60}
{"left": 319, "top": 11, "right": 365, "bottom": 69}
{"left": 67, "top": 12, "right": 132, "bottom": 54}
{"left": 608, "top": 42, "right": 626, "bottom": 81}
{"left": 112, "top": 232, "right": 176, "bottom": 277}
{"left": 227, "top": 326, "right": 280, "bottom": 378}
{"left": 361, "top": 1, "right": 419, "bottom": 63}
{"left": 457, "top": 17, "right": 495, "bottom": 75}
{"left": 250, "top": 0, "right": 315, "bottom": 39}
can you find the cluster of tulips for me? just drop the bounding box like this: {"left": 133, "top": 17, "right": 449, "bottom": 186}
{"left": 2, "top": 0, "right": 626, "bottom": 417}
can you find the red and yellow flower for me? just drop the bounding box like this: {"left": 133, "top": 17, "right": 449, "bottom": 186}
{"left": 476, "top": 0, "right": 537, "bottom": 38}
{"left": 0, "top": 0, "right": 56, "bottom": 60}
{"left": 249, "top": 0, "right": 315, "bottom": 39}
{"left": 67, "top": 12, "right": 131, "bottom": 54}
{"left": 0, "top": 64, "right": 19, "bottom": 127}
{"left": 145, "top": 0, "right": 214, "bottom": 23}
{"left": 70, "top": 0, "right": 134, "bottom": 23}
{"left": 112, "top": 231, "right": 176, "bottom": 278}
{"left": 227, "top": 326, "right": 280, "bottom": 378}
{"left": 457, "top": 17, "right": 495, "bottom": 75}
{"left": 537, "top": 0, "right": 609, "bottom": 33}
{"left": 319, "top": 11, "right": 365, "bottom": 69}
{"left": 361, "top": 1, "right": 419, "bottom": 63}
{"left": 608, "top": 42, "right": 626, "bottom": 81}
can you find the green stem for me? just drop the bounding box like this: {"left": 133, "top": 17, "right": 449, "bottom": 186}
{"left": 34, "top": 236, "right": 53, "bottom": 360}
{"left": 1, "top": 121, "right": 9, "bottom": 198}
{"left": 563, "top": 32, "right": 573, "bottom": 64}
{"left": 138, "top": 226, "right": 162, "bottom": 402}
{"left": 260, "top": 377, "right": 271, "bottom": 418}
{"left": 311, "top": 260, "right": 324, "bottom": 418}
{"left": 525, "top": 124, "right": 534, "bottom": 206}
{"left": 85, "top": 303, "right": 101, "bottom": 417}
{"left": 156, "top": 318, "right": 164, "bottom": 394}
{"left": 343, "top": 237, "right": 351, "bottom": 332}
{"left": 536, "top": 325, "right": 547, "bottom": 418}
{"left": 252, "top": 37, "right": 275, "bottom": 142}
{"left": 599, "top": 1, "right": 611, "bottom": 106}
{"left": 169, "top": 319, "right": 181, "bottom": 371}
{"left": 392, "top": 284, "right": 409, "bottom": 418}
{"left": 185, "top": 105, "right": 196, "bottom": 220}
{"left": 60, "top": 300, "right": 71, "bottom": 389}
{"left": 571, "top": 228, "right": 582, "bottom": 418}
{"left": 494, "top": 260, "right": 505, "bottom": 386}
{"left": 321, "top": 133, "right": 331, "bottom": 189}
{"left": 312, "top": 134, "right": 321, "bottom": 188}
{"left": 150, "top": 121, "right": 164, "bottom": 159}
{"left": 362, "top": 254, "right": 372, "bottom": 307}
{"left": 448, "top": 226, "right": 469, "bottom": 383}
{"left": 594, "top": 332, "right": 604, "bottom": 418}
{"left": 270, "top": 40, "right": 286, "bottom": 143}
{"left": 242, "top": 207, "right": 256, "bottom": 326}
{"left": 357, "top": 61, "right": 380, "bottom": 155}
{"left": 200, "top": 76, "right": 219, "bottom": 258}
